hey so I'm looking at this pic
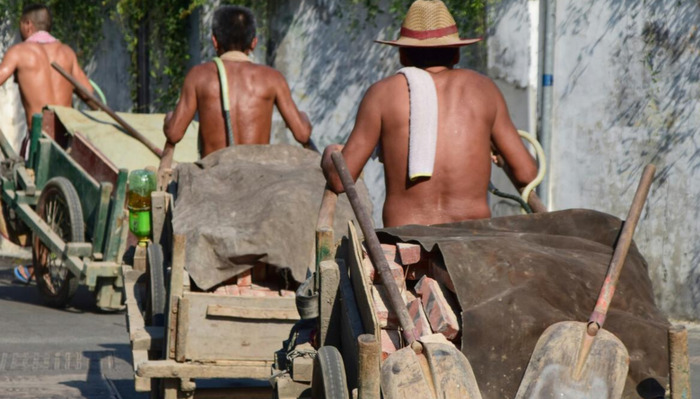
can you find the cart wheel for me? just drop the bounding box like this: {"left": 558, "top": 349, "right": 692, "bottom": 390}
{"left": 147, "top": 242, "right": 166, "bottom": 326}
{"left": 34, "top": 177, "right": 84, "bottom": 308}
{"left": 312, "top": 346, "right": 350, "bottom": 399}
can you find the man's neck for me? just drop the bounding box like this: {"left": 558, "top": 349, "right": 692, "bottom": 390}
{"left": 25, "top": 30, "right": 58, "bottom": 44}
{"left": 218, "top": 50, "right": 251, "bottom": 63}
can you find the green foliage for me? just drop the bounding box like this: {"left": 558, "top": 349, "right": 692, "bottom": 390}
{"left": 0, "top": 0, "right": 105, "bottom": 66}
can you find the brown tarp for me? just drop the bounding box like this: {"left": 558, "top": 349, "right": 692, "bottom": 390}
{"left": 173, "top": 145, "right": 369, "bottom": 291}
{"left": 377, "top": 209, "right": 669, "bottom": 399}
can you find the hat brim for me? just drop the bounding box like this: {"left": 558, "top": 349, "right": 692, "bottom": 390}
{"left": 374, "top": 37, "right": 482, "bottom": 48}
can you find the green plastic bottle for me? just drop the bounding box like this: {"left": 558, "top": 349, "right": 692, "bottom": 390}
{"left": 127, "top": 169, "right": 156, "bottom": 245}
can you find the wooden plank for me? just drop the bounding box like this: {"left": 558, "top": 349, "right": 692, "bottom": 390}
{"left": 182, "top": 292, "right": 297, "bottom": 362}
{"left": 103, "top": 169, "right": 128, "bottom": 262}
{"left": 175, "top": 296, "right": 189, "bottom": 362}
{"left": 123, "top": 265, "right": 146, "bottom": 334}
{"left": 187, "top": 387, "right": 272, "bottom": 399}
{"left": 166, "top": 234, "right": 186, "bottom": 360}
{"left": 347, "top": 221, "right": 379, "bottom": 341}
{"left": 132, "top": 348, "right": 151, "bottom": 392}
{"left": 90, "top": 182, "right": 112, "bottom": 255}
{"left": 319, "top": 259, "right": 341, "bottom": 347}
{"left": 131, "top": 326, "right": 165, "bottom": 351}
{"left": 136, "top": 359, "right": 273, "bottom": 379}
{"left": 70, "top": 130, "right": 120, "bottom": 188}
{"left": 150, "top": 191, "right": 170, "bottom": 247}
{"left": 338, "top": 257, "right": 363, "bottom": 392}
{"left": 206, "top": 304, "right": 300, "bottom": 320}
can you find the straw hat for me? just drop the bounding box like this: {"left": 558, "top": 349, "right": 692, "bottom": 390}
{"left": 375, "top": 0, "right": 482, "bottom": 47}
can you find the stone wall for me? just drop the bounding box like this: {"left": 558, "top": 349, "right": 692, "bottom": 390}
{"left": 490, "top": 0, "right": 700, "bottom": 320}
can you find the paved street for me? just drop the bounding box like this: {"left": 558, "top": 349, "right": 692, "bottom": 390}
{"left": 0, "top": 248, "right": 698, "bottom": 398}
{"left": 0, "top": 252, "right": 146, "bottom": 399}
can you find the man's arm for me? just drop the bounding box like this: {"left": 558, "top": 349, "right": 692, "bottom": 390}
{"left": 490, "top": 83, "right": 538, "bottom": 188}
{"left": 68, "top": 47, "right": 94, "bottom": 97}
{"left": 0, "top": 47, "right": 19, "bottom": 86}
{"left": 322, "top": 83, "right": 383, "bottom": 193}
{"left": 273, "top": 71, "right": 312, "bottom": 146}
{"left": 164, "top": 69, "right": 198, "bottom": 145}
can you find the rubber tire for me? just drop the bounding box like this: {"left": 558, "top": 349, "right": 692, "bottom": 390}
{"left": 147, "top": 242, "right": 166, "bottom": 327}
{"left": 311, "top": 346, "right": 350, "bottom": 399}
{"left": 34, "top": 177, "right": 84, "bottom": 308}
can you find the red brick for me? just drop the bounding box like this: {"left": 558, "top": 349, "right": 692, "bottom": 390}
{"left": 396, "top": 242, "right": 422, "bottom": 265}
{"left": 405, "top": 260, "right": 429, "bottom": 281}
{"left": 407, "top": 299, "right": 432, "bottom": 338}
{"left": 252, "top": 262, "right": 267, "bottom": 283}
{"left": 371, "top": 285, "right": 400, "bottom": 328}
{"left": 213, "top": 284, "right": 240, "bottom": 296}
{"left": 236, "top": 269, "right": 252, "bottom": 287}
{"left": 381, "top": 329, "right": 401, "bottom": 360}
{"left": 429, "top": 258, "right": 455, "bottom": 293}
{"left": 361, "top": 253, "right": 405, "bottom": 288}
{"left": 415, "top": 276, "right": 459, "bottom": 340}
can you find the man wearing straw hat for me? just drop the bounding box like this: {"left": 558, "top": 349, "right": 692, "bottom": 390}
{"left": 322, "top": 0, "right": 538, "bottom": 227}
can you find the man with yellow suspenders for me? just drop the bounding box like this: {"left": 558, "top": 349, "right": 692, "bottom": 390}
{"left": 162, "top": 5, "right": 312, "bottom": 161}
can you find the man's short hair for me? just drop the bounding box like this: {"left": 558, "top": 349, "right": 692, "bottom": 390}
{"left": 212, "top": 6, "right": 256, "bottom": 52}
{"left": 21, "top": 4, "right": 52, "bottom": 32}
{"left": 402, "top": 47, "right": 459, "bottom": 69}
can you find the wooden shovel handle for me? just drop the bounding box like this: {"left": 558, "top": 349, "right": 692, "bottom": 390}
{"left": 588, "top": 164, "right": 655, "bottom": 333}
{"left": 51, "top": 62, "right": 163, "bottom": 158}
{"left": 331, "top": 151, "right": 419, "bottom": 344}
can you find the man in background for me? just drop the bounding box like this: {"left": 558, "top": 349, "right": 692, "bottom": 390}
{"left": 0, "top": 4, "right": 93, "bottom": 283}
{"left": 163, "top": 5, "right": 311, "bottom": 160}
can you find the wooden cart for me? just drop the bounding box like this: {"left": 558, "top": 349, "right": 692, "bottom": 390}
{"left": 0, "top": 107, "right": 198, "bottom": 310}
{"left": 0, "top": 110, "right": 128, "bottom": 309}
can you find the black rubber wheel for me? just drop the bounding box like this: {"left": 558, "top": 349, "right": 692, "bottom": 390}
{"left": 34, "top": 177, "right": 84, "bottom": 308}
{"left": 147, "top": 242, "right": 166, "bottom": 327}
{"left": 311, "top": 346, "right": 350, "bottom": 399}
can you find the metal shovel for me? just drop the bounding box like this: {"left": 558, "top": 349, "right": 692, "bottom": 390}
{"left": 515, "top": 164, "right": 656, "bottom": 399}
{"left": 331, "top": 151, "right": 482, "bottom": 399}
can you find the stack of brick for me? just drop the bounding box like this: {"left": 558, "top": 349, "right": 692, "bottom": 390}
{"left": 363, "top": 241, "right": 461, "bottom": 360}
{"left": 212, "top": 263, "right": 296, "bottom": 297}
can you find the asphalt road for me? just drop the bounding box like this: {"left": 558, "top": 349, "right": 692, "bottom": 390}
{"left": 0, "top": 249, "right": 698, "bottom": 399}
{"left": 0, "top": 253, "right": 146, "bottom": 399}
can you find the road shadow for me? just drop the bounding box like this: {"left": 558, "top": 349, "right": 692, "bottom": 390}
{"left": 0, "top": 265, "right": 111, "bottom": 314}
{"left": 61, "top": 343, "right": 148, "bottom": 399}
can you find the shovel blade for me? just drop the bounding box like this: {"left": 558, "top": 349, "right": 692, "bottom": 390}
{"left": 381, "top": 341, "right": 482, "bottom": 399}
{"left": 515, "top": 321, "right": 629, "bottom": 399}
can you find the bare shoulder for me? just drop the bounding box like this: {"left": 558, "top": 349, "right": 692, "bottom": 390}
{"left": 252, "top": 63, "right": 286, "bottom": 81}
{"left": 453, "top": 68, "right": 499, "bottom": 90}
{"left": 364, "top": 74, "right": 406, "bottom": 100}
{"left": 186, "top": 62, "right": 217, "bottom": 83}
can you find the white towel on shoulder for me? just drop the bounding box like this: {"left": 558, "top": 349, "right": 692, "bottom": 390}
{"left": 398, "top": 67, "right": 438, "bottom": 181}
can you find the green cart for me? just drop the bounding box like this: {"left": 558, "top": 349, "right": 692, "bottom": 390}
{"left": 0, "top": 106, "right": 198, "bottom": 310}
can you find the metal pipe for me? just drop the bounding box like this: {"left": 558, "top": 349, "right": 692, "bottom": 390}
{"left": 136, "top": 15, "right": 150, "bottom": 113}
{"left": 538, "top": 0, "right": 556, "bottom": 210}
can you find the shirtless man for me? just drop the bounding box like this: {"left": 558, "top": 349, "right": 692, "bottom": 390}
{"left": 321, "top": 0, "right": 538, "bottom": 228}
{"left": 163, "top": 5, "right": 311, "bottom": 159}
{"left": 0, "top": 4, "right": 93, "bottom": 131}
{"left": 0, "top": 4, "right": 92, "bottom": 283}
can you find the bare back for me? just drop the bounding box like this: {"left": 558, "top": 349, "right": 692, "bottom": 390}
{"left": 336, "top": 68, "right": 537, "bottom": 227}
{"left": 0, "top": 41, "right": 85, "bottom": 127}
{"left": 165, "top": 59, "right": 310, "bottom": 158}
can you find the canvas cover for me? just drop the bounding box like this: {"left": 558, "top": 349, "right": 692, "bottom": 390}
{"left": 377, "top": 209, "right": 669, "bottom": 399}
{"left": 49, "top": 105, "right": 199, "bottom": 170}
{"left": 173, "top": 145, "right": 369, "bottom": 291}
